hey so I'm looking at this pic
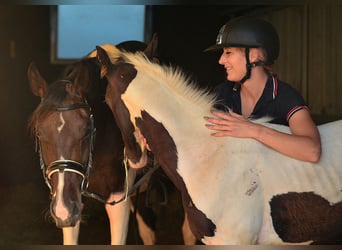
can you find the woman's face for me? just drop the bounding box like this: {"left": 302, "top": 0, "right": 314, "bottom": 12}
{"left": 218, "top": 47, "right": 246, "bottom": 82}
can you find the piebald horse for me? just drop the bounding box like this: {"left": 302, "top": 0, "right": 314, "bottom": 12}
{"left": 96, "top": 45, "right": 342, "bottom": 244}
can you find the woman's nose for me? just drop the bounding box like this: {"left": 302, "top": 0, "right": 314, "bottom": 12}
{"left": 218, "top": 53, "right": 225, "bottom": 65}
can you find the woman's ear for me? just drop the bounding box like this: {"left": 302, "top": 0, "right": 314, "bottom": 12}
{"left": 249, "top": 47, "right": 266, "bottom": 63}
{"left": 249, "top": 48, "right": 260, "bottom": 62}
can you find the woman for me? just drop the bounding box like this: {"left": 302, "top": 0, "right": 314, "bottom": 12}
{"left": 204, "top": 16, "right": 321, "bottom": 163}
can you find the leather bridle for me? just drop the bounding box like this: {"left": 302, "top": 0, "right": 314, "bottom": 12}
{"left": 35, "top": 86, "right": 158, "bottom": 206}
{"left": 36, "top": 102, "right": 96, "bottom": 195}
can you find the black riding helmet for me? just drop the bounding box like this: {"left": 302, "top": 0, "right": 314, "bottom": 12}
{"left": 205, "top": 16, "right": 280, "bottom": 89}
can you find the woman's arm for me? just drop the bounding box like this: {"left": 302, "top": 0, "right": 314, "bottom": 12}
{"left": 204, "top": 109, "right": 321, "bottom": 163}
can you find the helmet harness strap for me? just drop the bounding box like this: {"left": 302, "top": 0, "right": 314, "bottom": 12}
{"left": 233, "top": 47, "right": 265, "bottom": 91}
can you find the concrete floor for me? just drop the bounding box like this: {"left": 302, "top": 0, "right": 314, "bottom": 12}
{"left": 0, "top": 180, "right": 189, "bottom": 245}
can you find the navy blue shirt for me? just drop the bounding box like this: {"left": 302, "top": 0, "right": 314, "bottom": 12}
{"left": 212, "top": 75, "right": 308, "bottom": 126}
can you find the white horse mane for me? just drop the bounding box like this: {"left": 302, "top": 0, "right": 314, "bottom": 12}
{"left": 125, "top": 51, "right": 218, "bottom": 110}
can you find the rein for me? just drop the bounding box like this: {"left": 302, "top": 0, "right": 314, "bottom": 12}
{"left": 82, "top": 158, "right": 160, "bottom": 205}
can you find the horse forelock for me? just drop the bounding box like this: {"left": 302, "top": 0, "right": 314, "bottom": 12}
{"left": 87, "top": 43, "right": 121, "bottom": 59}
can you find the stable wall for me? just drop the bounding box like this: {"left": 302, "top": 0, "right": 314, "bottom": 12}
{"left": 0, "top": 3, "right": 341, "bottom": 185}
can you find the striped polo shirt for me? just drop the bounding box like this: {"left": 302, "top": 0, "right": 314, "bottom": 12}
{"left": 211, "top": 75, "right": 308, "bottom": 126}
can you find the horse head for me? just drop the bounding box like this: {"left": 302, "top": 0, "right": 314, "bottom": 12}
{"left": 94, "top": 43, "right": 154, "bottom": 169}
{"left": 28, "top": 62, "right": 95, "bottom": 228}
{"left": 85, "top": 35, "right": 159, "bottom": 170}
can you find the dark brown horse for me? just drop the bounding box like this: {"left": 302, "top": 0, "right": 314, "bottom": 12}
{"left": 27, "top": 36, "right": 195, "bottom": 245}
{"left": 27, "top": 58, "right": 138, "bottom": 244}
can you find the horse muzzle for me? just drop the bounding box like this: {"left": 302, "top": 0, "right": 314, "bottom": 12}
{"left": 50, "top": 200, "right": 84, "bottom": 228}
{"left": 47, "top": 160, "right": 86, "bottom": 228}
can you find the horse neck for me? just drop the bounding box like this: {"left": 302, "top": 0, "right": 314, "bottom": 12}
{"left": 87, "top": 91, "right": 123, "bottom": 153}
{"left": 123, "top": 73, "right": 213, "bottom": 139}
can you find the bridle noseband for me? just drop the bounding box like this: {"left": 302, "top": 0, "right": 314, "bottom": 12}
{"left": 36, "top": 102, "right": 96, "bottom": 195}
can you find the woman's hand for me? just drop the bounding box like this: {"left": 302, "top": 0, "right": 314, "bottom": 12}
{"left": 204, "top": 109, "right": 260, "bottom": 138}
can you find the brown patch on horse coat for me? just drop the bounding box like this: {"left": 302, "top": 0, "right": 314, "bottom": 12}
{"left": 270, "top": 192, "right": 342, "bottom": 244}
{"left": 102, "top": 61, "right": 146, "bottom": 164}
{"left": 136, "top": 111, "right": 216, "bottom": 240}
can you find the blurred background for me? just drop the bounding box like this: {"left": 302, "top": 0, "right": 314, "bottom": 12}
{"left": 0, "top": 1, "right": 341, "bottom": 245}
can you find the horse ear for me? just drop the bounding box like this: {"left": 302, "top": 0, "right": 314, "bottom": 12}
{"left": 144, "top": 33, "right": 159, "bottom": 62}
{"left": 96, "top": 45, "right": 112, "bottom": 78}
{"left": 72, "top": 59, "right": 92, "bottom": 95}
{"left": 27, "top": 62, "right": 48, "bottom": 99}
